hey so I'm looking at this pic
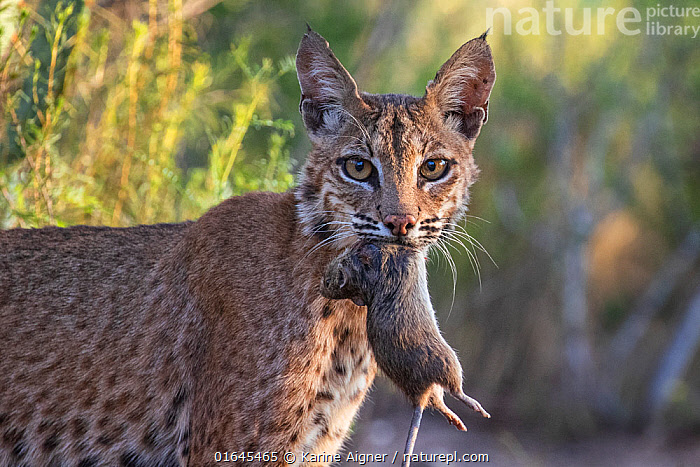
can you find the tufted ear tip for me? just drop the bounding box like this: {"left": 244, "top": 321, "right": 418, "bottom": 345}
{"left": 296, "top": 29, "right": 363, "bottom": 142}
{"left": 425, "top": 33, "right": 496, "bottom": 140}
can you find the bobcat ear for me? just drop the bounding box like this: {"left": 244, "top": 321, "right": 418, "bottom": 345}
{"left": 426, "top": 32, "right": 496, "bottom": 140}
{"left": 296, "top": 29, "right": 362, "bottom": 141}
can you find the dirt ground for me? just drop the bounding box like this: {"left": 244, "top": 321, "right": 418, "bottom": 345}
{"left": 340, "top": 394, "right": 700, "bottom": 467}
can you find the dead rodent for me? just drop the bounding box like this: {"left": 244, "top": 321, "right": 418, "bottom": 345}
{"left": 320, "top": 243, "right": 489, "bottom": 465}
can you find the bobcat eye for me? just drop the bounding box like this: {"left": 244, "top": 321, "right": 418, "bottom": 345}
{"left": 344, "top": 158, "right": 373, "bottom": 181}
{"left": 420, "top": 159, "right": 448, "bottom": 180}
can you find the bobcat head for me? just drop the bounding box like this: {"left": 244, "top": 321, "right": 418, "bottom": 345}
{"left": 295, "top": 30, "right": 495, "bottom": 250}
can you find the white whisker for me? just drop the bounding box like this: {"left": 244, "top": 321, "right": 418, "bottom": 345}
{"left": 442, "top": 230, "right": 482, "bottom": 283}
{"left": 295, "top": 229, "right": 355, "bottom": 271}
{"left": 443, "top": 230, "right": 483, "bottom": 272}
{"left": 445, "top": 222, "right": 497, "bottom": 267}
{"left": 438, "top": 230, "right": 481, "bottom": 292}
{"left": 431, "top": 240, "right": 457, "bottom": 318}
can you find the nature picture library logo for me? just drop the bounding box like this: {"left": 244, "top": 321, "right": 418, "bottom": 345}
{"left": 487, "top": 1, "right": 700, "bottom": 38}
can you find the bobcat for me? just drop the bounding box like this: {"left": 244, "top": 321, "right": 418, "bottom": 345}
{"left": 0, "top": 29, "right": 495, "bottom": 466}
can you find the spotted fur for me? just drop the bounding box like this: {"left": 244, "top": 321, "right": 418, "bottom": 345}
{"left": 0, "top": 29, "right": 493, "bottom": 466}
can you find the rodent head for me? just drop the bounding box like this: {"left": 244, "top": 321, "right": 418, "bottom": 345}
{"left": 320, "top": 243, "right": 384, "bottom": 306}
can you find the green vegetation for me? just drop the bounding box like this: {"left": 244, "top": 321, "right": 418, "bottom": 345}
{"left": 1, "top": 0, "right": 698, "bottom": 441}
{"left": 1, "top": 0, "right": 294, "bottom": 228}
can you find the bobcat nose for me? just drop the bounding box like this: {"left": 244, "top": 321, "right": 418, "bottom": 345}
{"left": 383, "top": 214, "right": 417, "bottom": 236}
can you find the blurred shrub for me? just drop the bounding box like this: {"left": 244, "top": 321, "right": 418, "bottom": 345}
{"left": 0, "top": 0, "right": 294, "bottom": 228}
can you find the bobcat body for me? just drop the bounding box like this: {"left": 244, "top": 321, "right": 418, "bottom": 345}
{"left": 0, "top": 29, "right": 494, "bottom": 466}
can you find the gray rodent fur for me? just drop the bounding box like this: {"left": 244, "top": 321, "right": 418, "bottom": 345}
{"left": 320, "top": 243, "right": 489, "bottom": 465}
